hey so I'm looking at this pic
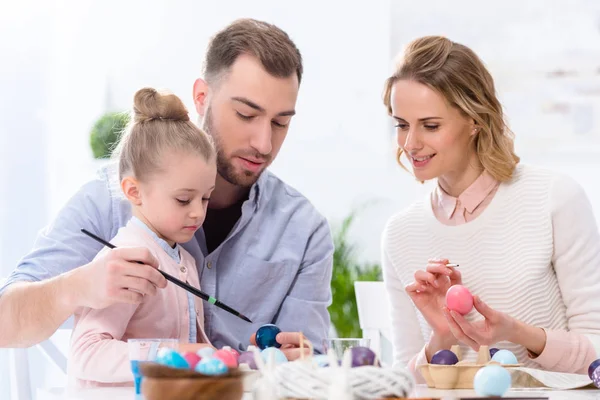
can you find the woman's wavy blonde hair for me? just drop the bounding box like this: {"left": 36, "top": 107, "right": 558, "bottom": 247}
{"left": 383, "top": 36, "right": 519, "bottom": 182}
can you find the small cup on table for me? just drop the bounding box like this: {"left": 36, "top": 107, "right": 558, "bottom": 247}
{"left": 128, "top": 338, "right": 179, "bottom": 396}
{"left": 322, "top": 338, "right": 371, "bottom": 361}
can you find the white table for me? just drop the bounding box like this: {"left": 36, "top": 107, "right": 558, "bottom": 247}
{"left": 37, "top": 385, "right": 600, "bottom": 399}
{"left": 37, "top": 387, "right": 255, "bottom": 400}
{"left": 412, "top": 385, "right": 600, "bottom": 399}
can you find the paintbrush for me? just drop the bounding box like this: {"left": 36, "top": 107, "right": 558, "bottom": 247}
{"left": 81, "top": 228, "right": 252, "bottom": 323}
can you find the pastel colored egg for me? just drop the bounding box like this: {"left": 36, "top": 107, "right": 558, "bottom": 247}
{"left": 155, "top": 347, "right": 190, "bottom": 369}
{"left": 238, "top": 351, "right": 258, "bottom": 370}
{"left": 350, "top": 346, "right": 378, "bottom": 367}
{"left": 430, "top": 349, "right": 459, "bottom": 365}
{"left": 588, "top": 358, "right": 600, "bottom": 380}
{"left": 491, "top": 349, "right": 518, "bottom": 365}
{"left": 592, "top": 366, "right": 600, "bottom": 389}
{"left": 194, "top": 357, "right": 228, "bottom": 376}
{"left": 196, "top": 347, "right": 216, "bottom": 359}
{"left": 221, "top": 346, "right": 240, "bottom": 363}
{"left": 445, "top": 285, "right": 474, "bottom": 315}
{"left": 255, "top": 324, "right": 282, "bottom": 349}
{"left": 473, "top": 365, "right": 511, "bottom": 397}
{"left": 261, "top": 347, "right": 288, "bottom": 365}
{"left": 182, "top": 352, "right": 201, "bottom": 369}
{"left": 213, "top": 349, "right": 239, "bottom": 368}
{"left": 489, "top": 347, "right": 500, "bottom": 358}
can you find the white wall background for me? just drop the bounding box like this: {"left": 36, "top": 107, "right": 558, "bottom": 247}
{"left": 1, "top": 0, "right": 600, "bottom": 397}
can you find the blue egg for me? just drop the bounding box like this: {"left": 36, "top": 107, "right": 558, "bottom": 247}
{"left": 194, "top": 357, "right": 228, "bottom": 376}
{"left": 588, "top": 358, "right": 600, "bottom": 380}
{"left": 155, "top": 348, "right": 189, "bottom": 369}
{"left": 261, "top": 347, "right": 288, "bottom": 365}
{"left": 313, "top": 354, "right": 330, "bottom": 368}
{"left": 255, "top": 324, "right": 282, "bottom": 349}
{"left": 474, "top": 365, "right": 511, "bottom": 397}
{"left": 196, "top": 347, "right": 216, "bottom": 359}
{"left": 491, "top": 349, "right": 518, "bottom": 365}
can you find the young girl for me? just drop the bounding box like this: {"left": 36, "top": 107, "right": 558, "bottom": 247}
{"left": 68, "top": 87, "right": 217, "bottom": 387}
{"left": 381, "top": 36, "right": 600, "bottom": 380}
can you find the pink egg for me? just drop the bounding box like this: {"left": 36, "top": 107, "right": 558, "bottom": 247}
{"left": 213, "top": 349, "right": 238, "bottom": 368}
{"left": 220, "top": 346, "right": 240, "bottom": 362}
{"left": 182, "top": 352, "right": 201, "bottom": 369}
{"left": 445, "top": 285, "right": 473, "bottom": 315}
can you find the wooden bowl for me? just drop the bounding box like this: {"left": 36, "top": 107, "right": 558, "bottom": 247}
{"left": 139, "top": 362, "right": 244, "bottom": 400}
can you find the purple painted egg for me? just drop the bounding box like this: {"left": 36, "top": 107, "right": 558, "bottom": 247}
{"left": 238, "top": 351, "right": 258, "bottom": 370}
{"left": 588, "top": 358, "right": 600, "bottom": 380}
{"left": 350, "top": 346, "right": 377, "bottom": 367}
{"left": 592, "top": 363, "right": 600, "bottom": 388}
{"left": 431, "top": 349, "right": 459, "bottom": 365}
{"left": 489, "top": 347, "right": 500, "bottom": 358}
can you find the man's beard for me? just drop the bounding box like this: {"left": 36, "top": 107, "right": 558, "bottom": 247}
{"left": 201, "top": 106, "right": 269, "bottom": 188}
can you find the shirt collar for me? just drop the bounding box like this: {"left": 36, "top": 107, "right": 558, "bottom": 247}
{"left": 250, "top": 170, "right": 268, "bottom": 209}
{"left": 435, "top": 171, "right": 499, "bottom": 218}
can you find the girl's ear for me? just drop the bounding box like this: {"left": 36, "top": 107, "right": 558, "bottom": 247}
{"left": 121, "top": 176, "right": 143, "bottom": 206}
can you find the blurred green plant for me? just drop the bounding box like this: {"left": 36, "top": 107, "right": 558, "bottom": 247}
{"left": 89, "top": 111, "right": 130, "bottom": 159}
{"left": 329, "top": 212, "right": 382, "bottom": 338}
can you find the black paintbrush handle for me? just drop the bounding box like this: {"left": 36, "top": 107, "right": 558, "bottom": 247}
{"left": 158, "top": 270, "right": 209, "bottom": 302}
{"left": 80, "top": 229, "right": 252, "bottom": 323}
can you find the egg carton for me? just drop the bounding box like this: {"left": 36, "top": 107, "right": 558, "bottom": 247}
{"left": 417, "top": 345, "right": 521, "bottom": 389}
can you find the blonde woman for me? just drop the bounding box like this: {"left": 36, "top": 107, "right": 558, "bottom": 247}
{"left": 381, "top": 36, "right": 600, "bottom": 380}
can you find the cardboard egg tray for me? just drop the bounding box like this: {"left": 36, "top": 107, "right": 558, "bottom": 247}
{"left": 417, "top": 345, "right": 521, "bottom": 389}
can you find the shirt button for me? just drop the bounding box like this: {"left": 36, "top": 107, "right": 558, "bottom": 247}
{"left": 180, "top": 266, "right": 187, "bottom": 273}
{"left": 207, "top": 261, "right": 212, "bottom": 269}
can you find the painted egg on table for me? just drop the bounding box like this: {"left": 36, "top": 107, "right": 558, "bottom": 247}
{"left": 194, "top": 357, "right": 228, "bottom": 376}
{"left": 213, "top": 348, "right": 239, "bottom": 368}
{"left": 261, "top": 347, "right": 288, "bottom": 365}
{"left": 182, "top": 352, "right": 201, "bottom": 369}
{"left": 588, "top": 358, "right": 600, "bottom": 380}
{"left": 445, "top": 285, "right": 474, "bottom": 315}
{"left": 491, "top": 349, "right": 518, "bottom": 365}
{"left": 489, "top": 347, "right": 500, "bottom": 358}
{"left": 155, "top": 347, "right": 190, "bottom": 369}
{"left": 592, "top": 366, "right": 600, "bottom": 389}
{"left": 350, "top": 346, "right": 378, "bottom": 367}
{"left": 256, "top": 324, "right": 282, "bottom": 349}
{"left": 430, "top": 349, "right": 459, "bottom": 365}
{"left": 238, "top": 351, "right": 258, "bottom": 370}
{"left": 473, "top": 365, "right": 511, "bottom": 396}
{"left": 196, "top": 347, "right": 216, "bottom": 359}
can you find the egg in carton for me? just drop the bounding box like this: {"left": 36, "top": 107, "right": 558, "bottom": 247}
{"left": 417, "top": 345, "right": 521, "bottom": 389}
